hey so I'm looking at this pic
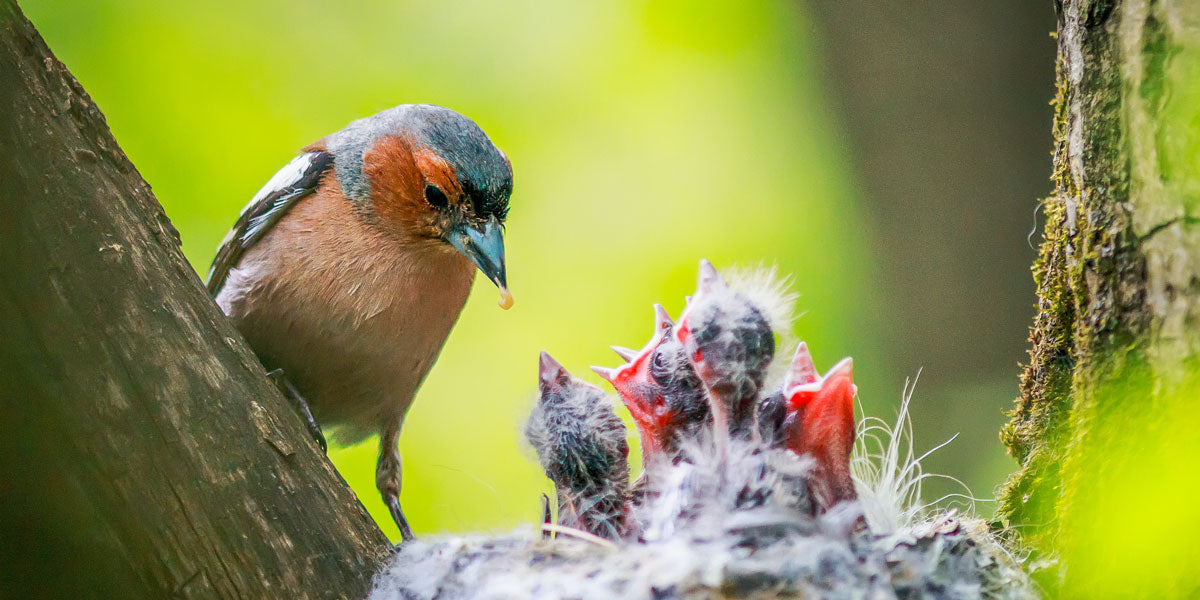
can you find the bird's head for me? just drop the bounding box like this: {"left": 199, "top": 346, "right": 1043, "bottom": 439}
{"left": 780, "top": 348, "right": 858, "bottom": 508}
{"left": 784, "top": 356, "right": 856, "bottom": 440}
{"left": 527, "top": 352, "right": 630, "bottom": 495}
{"left": 592, "top": 305, "right": 708, "bottom": 461}
{"left": 675, "top": 260, "right": 776, "bottom": 436}
{"left": 324, "top": 104, "right": 514, "bottom": 308}
{"left": 757, "top": 342, "right": 820, "bottom": 446}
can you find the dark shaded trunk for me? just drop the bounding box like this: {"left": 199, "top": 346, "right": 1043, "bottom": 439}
{"left": 805, "top": 0, "right": 1055, "bottom": 500}
{"left": 0, "top": 2, "right": 389, "bottom": 597}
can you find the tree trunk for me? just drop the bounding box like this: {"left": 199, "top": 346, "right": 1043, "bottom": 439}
{"left": 999, "top": 0, "right": 1200, "bottom": 595}
{"left": 0, "top": 2, "right": 389, "bottom": 598}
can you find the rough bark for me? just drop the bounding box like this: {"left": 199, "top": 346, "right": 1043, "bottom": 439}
{"left": 999, "top": 0, "right": 1200, "bottom": 594}
{"left": 0, "top": 2, "right": 389, "bottom": 598}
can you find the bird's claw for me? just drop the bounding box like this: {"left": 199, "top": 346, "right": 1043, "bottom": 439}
{"left": 266, "top": 368, "right": 328, "bottom": 453}
{"left": 385, "top": 494, "right": 417, "bottom": 543}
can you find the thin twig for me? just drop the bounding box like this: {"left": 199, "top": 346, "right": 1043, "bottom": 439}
{"left": 539, "top": 524, "right": 619, "bottom": 550}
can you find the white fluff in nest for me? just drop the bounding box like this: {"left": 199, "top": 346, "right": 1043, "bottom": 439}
{"left": 851, "top": 372, "right": 980, "bottom": 534}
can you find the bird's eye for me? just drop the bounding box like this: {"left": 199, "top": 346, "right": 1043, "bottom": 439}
{"left": 652, "top": 350, "right": 667, "bottom": 370}
{"left": 424, "top": 184, "right": 449, "bottom": 209}
{"left": 650, "top": 348, "right": 670, "bottom": 383}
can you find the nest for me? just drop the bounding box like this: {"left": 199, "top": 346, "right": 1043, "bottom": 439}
{"left": 369, "top": 261, "right": 1034, "bottom": 600}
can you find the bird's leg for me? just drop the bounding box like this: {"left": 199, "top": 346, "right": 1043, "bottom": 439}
{"left": 377, "top": 419, "right": 415, "bottom": 542}
{"left": 540, "top": 493, "right": 553, "bottom": 539}
{"left": 265, "top": 368, "right": 327, "bottom": 453}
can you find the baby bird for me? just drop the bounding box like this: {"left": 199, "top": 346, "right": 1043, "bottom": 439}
{"left": 761, "top": 341, "right": 859, "bottom": 510}
{"left": 208, "top": 104, "right": 514, "bottom": 541}
{"left": 526, "top": 352, "right": 630, "bottom": 540}
{"left": 591, "top": 305, "right": 709, "bottom": 464}
{"left": 757, "top": 342, "right": 819, "bottom": 447}
{"left": 781, "top": 352, "right": 858, "bottom": 509}
{"left": 674, "top": 260, "right": 776, "bottom": 440}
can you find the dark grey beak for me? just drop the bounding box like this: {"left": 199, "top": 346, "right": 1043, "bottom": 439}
{"left": 448, "top": 216, "right": 512, "bottom": 309}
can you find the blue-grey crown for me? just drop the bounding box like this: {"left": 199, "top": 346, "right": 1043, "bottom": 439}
{"left": 326, "top": 104, "right": 513, "bottom": 221}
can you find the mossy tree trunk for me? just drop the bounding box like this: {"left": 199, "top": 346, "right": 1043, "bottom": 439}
{"left": 0, "top": 1, "right": 389, "bottom": 597}
{"left": 1000, "top": 0, "right": 1200, "bottom": 595}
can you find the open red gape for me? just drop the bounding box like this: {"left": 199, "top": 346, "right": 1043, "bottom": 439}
{"left": 592, "top": 305, "right": 677, "bottom": 460}
{"left": 586, "top": 260, "right": 861, "bottom": 513}
{"left": 782, "top": 350, "right": 858, "bottom": 507}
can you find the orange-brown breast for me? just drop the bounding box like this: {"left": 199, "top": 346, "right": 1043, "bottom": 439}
{"left": 215, "top": 174, "right": 477, "bottom": 442}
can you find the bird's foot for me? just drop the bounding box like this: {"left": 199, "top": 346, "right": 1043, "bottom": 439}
{"left": 384, "top": 493, "right": 416, "bottom": 543}
{"left": 266, "top": 368, "right": 328, "bottom": 453}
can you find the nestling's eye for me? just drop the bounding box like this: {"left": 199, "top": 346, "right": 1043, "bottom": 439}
{"left": 652, "top": 350, "right": 667, "bottom": 371}
{"left": 650, "top": 348, "right": 670, "bottom": 383}
{"left": 424, "top": 184, "right": 449, "bottom": 209}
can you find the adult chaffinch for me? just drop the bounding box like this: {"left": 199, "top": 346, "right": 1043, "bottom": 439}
{"left": 207, "top": 104, "right": 514, "bottom": 541}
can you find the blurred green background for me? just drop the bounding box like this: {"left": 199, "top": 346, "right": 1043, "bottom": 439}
{"left": 21, "top": 0, "right": 1053, "bottom": 541}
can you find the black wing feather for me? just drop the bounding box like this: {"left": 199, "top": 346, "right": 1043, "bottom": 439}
{"left": 207, "top": 151, "right": 334, "bottom": 296}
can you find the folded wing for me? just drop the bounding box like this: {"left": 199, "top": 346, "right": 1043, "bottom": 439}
{"left": 207, "top": 151, "right": 334, "bottom": 295}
